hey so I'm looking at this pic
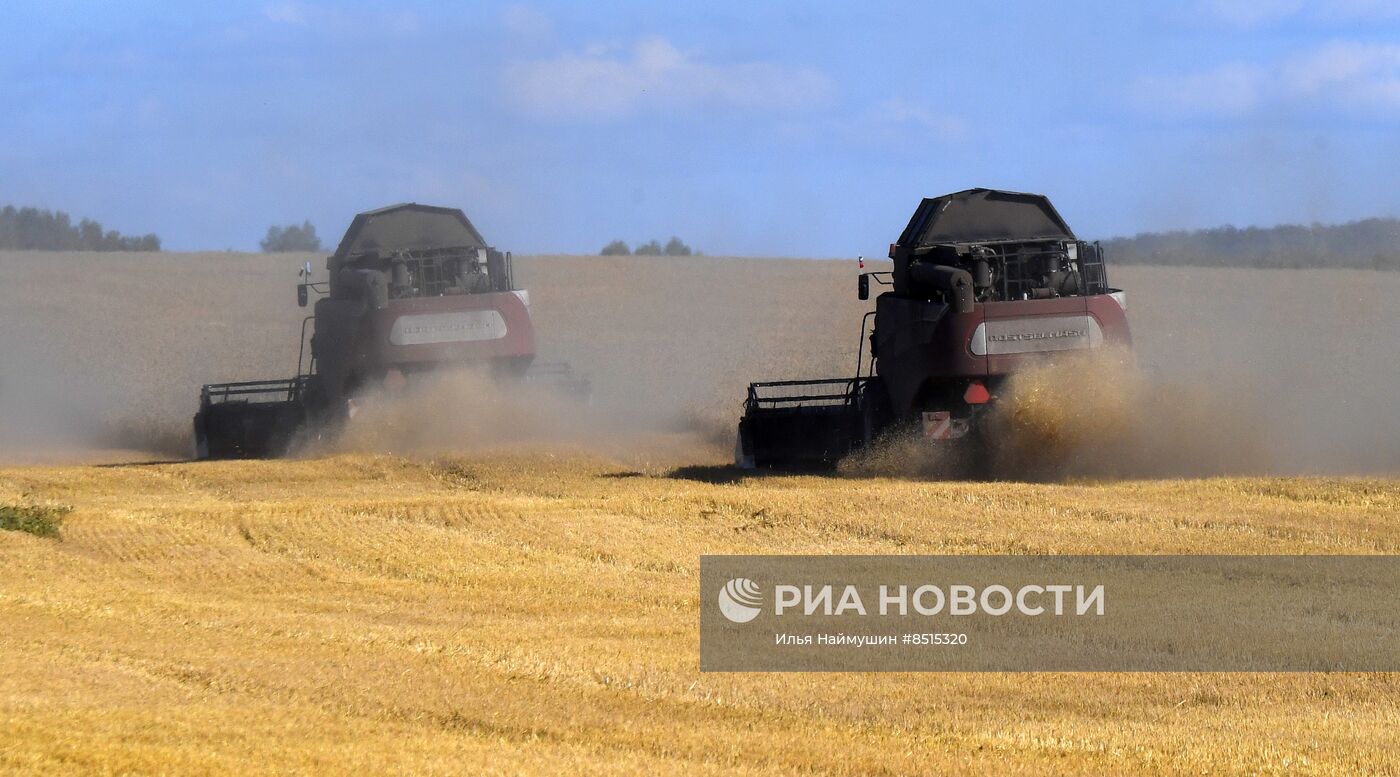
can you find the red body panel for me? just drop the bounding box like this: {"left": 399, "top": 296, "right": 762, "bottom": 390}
{"left": 365, "top": 291, "right": 535, "bottom": 366}
{"left": 981, "top": 293, "right": 1130, "bottom": 375}
{"left": 874, "top": 292, "right": 1131, "bottom": 418}
{"left": 312, "top": 290, "right": 536, "bottom": 400}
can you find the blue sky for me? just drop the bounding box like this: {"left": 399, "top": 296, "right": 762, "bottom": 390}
{"left": 4, "top": 1, "right": 1400, "bottom": 254}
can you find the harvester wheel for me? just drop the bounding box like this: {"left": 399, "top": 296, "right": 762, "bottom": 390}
{"left": 193, "top": 415, "right": 210, "bottom": 460}
{"left": 734, "top": 422, "right": 756, "bottom": 469}
{"left": 857, "top": 378, "right": 893, "bottom": 451}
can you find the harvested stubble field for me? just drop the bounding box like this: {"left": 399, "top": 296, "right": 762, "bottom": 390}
{"left": 2, "top": 251, "right": 1400, "bottom": 774}
{"left": 3, "top": 456, "right": 1400, "bottom": 774}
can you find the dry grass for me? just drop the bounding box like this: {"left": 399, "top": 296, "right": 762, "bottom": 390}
{"left": 2, "top": 453, "right": 1399, "bottom": 775}
{"left": 2, "top": 251, "right": 1400, "bottom": 772}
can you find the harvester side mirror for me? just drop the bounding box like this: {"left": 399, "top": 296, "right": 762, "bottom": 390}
{"left": 297, "top": 283, "right": 309, "bottom": 307}
{"left": 858, "top": 273, "right": 870, "bottom": 300}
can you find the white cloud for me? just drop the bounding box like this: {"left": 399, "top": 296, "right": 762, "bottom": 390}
{"left": 261, "top": 4, "right": 419, "bottom": 34}
{"left": 1131, "top": 41, "right": 1400, "bottom": 117}
{"left": 263, "top": 3, "right": 308, "bottom": 25}
{"left": 1130, "top": 63, "right": 1266, "bottom": 116}
{"left": 500, "top": 5, "right": 554, "bottom": 44}
{"left": 504, "top": 36, "right": 835, "bottom": 120}
{"left": 864, "top": 98, "right": 968, "bottom": 141}
{"left": 1200, "top": 0, "right": 1305, "bottom": 27}
{"left": 1200, "top": 0, "right": 1400, "bottom": 26}
{"left": 1282, "top": 41, "right": 1400, "bottom": 108}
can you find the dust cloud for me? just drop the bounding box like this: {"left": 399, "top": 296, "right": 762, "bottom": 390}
{"left": 0, "top": 329, "right": 105, "bottom": 453}
{"left": 845, "top": 265, "right": 1400, "bottom": 479}
{"left": 528, "top": 257, "right": 1400, "bottom": 479}
{"left": 978, "top": 353, "right": 1272, "bottom": 480}
{"left": 297, "top": 367, "right": 652, "bottom": 460}
{"left": 1, "top": 251, "right": 1397, "bottom": 477}
{"left": 1110, "top": 265, "right": 1400, "bottom": 476}
{"left": 0, "top": 251, "right": 307, "bottom": 463}
{"left": 838, "top": 352, "right": 1267, "bottom": 481}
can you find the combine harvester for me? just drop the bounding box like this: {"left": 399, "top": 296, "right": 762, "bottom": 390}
{"left": 194, "top": 203, "right": 587, "bottom": 459}
{"left": 736, "top": 188, "right": 1131, "bottom": 470}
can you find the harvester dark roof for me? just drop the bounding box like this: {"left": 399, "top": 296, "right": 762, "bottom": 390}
{"left": 333, "top": 203, "right": 488, "bottom": 258}
{"left": 898, "top": 188, "right": 1075, "bottom": 247}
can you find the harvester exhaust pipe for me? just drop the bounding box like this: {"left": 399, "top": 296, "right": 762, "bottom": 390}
{"left": 910, "top": 264, "right": 975, "bottom": 314}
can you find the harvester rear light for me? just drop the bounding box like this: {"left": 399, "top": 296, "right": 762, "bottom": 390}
{"left": 888, "top": 243, "right": 898, "bottom": 259}
{"left": 963, "top": 381, "right": 991, "bottom": 405}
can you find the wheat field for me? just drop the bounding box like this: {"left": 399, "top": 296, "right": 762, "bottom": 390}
{"left": 2, "top": 251, "right": 1398, "bottom": 470}
{"left": 2, "top": 251, "right": 1400, "bottom": 774}
{"left": 3, "top": 454, "right": 1400, "bottom": 775}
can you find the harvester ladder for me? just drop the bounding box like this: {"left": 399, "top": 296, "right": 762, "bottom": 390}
{"left": 855, "top": 311, "right": 877, "bottom": 379}
{"left": 296, "top": 315, "right": 315, "bottom": 378}
{"left": 1079, "top": 241, "right": 1110, "bottom": 294}
{"left": 1001, "top": 246, "right": 1032, "bottom": 300}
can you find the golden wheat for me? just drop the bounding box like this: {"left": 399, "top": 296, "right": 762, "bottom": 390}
{"left": 1, "top": 453, "right": 1398, "bottom": 775}
{"left": 3, "top": 252, "right": 1400, "bottom": 773}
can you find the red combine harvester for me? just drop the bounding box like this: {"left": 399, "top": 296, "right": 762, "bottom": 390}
{"left": 736, "top": 188, "right": 1131, "bottom": 470}
{"left": 193, "top": 203, "right": 586, "bottom": 459}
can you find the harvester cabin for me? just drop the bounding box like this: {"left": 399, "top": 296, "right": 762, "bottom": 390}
{"left": 326, "top": 203, "right": 514, "bottom": 302}
{"left": 892, "top": 188, "right": 1111, "bottom": 304}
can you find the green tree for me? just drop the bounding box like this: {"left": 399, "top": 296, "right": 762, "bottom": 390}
{"left": 663, "top": 237, "right": 692, "bottom": 256}
{"left": 634, "top": 239, "right": 662, "bottom": 256}
{"left": 600, "top": 240, "right": 631, "bottom": 256}
{"left": 261, "top": 221, "right": 321, "bottom": 252}
{"left": 0, "top": 204, "right": 159, "bottom": 250}
{"left": 1101, "top": 216, "right": 1400, "bottom": 269}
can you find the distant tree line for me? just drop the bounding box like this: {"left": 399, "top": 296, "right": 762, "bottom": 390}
{"left": 1103, "top": 218, "right": 1400, "bottom": 270}
{"left": 0, "top": 205, "right": 160, "bottom": 251}
{"left": 261, "top": 221, "right": 321, "bottom": 252}
{"left": 601, "top": 237, "right": 695, "bottom": 256}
